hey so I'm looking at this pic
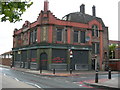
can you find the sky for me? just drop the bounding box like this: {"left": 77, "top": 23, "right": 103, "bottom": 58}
{"left": 0, "top": 0, "right": 119, "bottom": 54}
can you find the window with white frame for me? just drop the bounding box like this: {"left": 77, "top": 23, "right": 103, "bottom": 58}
{"left": 92, "top": 25, "right": 99, "bottom": 37}
{"left": 73, "top": 30, "right": 86, "bottom": 43}
{"left": 92, "top": 43, "right": 100, "bottom": 54}
{"left": 30, "top": 28, "right": 37, "bottom": 44}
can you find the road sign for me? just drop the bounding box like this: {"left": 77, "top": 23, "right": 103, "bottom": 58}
{"left": 69, "top": 49, "right": 73, "bottom": 58}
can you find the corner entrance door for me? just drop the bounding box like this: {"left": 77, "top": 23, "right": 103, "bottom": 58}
{"left": 40, "top": 53, "right": 48, "bottom": 70}
{"left": 92, "top": 59, "right": 95, "bottom": 70}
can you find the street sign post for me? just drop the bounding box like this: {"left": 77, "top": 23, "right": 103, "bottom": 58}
{"left": 69, "top": 49, "right": 73, "bottom": 71}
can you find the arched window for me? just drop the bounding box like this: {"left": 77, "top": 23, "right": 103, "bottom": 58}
{"left": 92, "top": 25, "right": 99, "bottom": 37}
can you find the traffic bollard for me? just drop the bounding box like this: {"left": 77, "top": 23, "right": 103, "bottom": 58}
{"left": 70, "top": 69, "right": 72, "bottom": 74}
{"left": 53, "top": 68, "right": 55, "bottom": 74}
{"left": 108, "top": 68, "right": 111, "bottom": 79}
{"left": 40, "top": 66, "right": 42, "bottom": 74}
{"left": 40, "top": 69, "right": 42, "bottom": 74}
{"left": 95, "top": 70, "right": 98, "bottom": 83}
{"left": 10, "top": 65, "right": 12, "bottom": 68}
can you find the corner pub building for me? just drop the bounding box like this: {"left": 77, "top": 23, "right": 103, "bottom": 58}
{"left": 12, "top": 0, "right": 109, "bottom": 71}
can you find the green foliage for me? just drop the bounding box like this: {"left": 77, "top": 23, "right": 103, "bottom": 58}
{"left": 109, "top": 44, "right": 117, "bottom": 51}
{"left": 0, "top": 1, "right": 33, "bottom": 23}
{"left": 109, "top": 44, "right": 117, "bottom": 59}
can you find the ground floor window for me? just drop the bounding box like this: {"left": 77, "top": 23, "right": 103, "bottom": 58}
{"left": 14, "top": 51, "right": 21, "bottom": 61}
{"left": 30, "top": 49, "right": 37, "bottom": 62}
{"left": 21, "top": 51, "right": 27, "bottom": 62}
{"left": 52, "top": 49, "right": 67, "bottom": 63}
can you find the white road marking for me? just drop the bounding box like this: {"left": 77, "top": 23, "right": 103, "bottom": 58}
{"left": 15, "top": 78, "right": 19, "bottom": 81}
{"left": 22, "top": 72, "right": 25, "bottom": 74}
{"left": 25, "top": 82, "right": 42, "bottom": 88}
{"left": 35, "top": 84, "right": 42, "bottom": 88}
{"left": 79, "top": 85, "right": 83, "bottom": 86}
{"left": 3, "top": 73, "right": 6, "bottom": 76}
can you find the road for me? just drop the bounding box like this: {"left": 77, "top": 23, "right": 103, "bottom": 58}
{"left": 0, "top": 67, "right": 82, "bottom": 89}
{"left": 0, "top": 67, "right": 119, "bottom": 89}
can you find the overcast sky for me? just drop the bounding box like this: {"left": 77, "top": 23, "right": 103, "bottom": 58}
{"left": 0, "top": 0, "right": 119, "bottom": 54}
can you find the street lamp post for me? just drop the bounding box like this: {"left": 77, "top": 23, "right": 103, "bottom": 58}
{"left": 95, "top": 54, "right": 98, "bottom": 71}
{"left": 69, "top": 49, "right": 73, "bottom": 71}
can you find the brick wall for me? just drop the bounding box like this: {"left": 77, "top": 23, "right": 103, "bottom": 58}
{"left": 109, "top": 61, "right": 120, "bottom": 71}
{"left": 115, "top": 46, "right": 120, "bottom": 59}
{"left": 0, "top": 58, "right": 11, "bottom": 66}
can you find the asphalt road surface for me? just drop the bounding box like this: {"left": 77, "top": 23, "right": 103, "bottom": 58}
{"left": 0, "top": 67, "right": 82, "bottom": 89}
{"left": 0, "top": 67, "right": 119, "bottom": 89}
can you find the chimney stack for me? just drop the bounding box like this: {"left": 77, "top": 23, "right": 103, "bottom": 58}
{"left": 92, "top": 5, "right": 96, "bottom": 16}
{"left": 44, "top": 0, "right": 49, "bottom": 12}
{"left": 80, "top": 4, "right": 85, "bottom": 14}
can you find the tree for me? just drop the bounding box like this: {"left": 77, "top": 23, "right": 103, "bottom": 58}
{"left": 0, "top": 0, "right": 33, "bottom": 23}
{"left": 109, "top": 44, "right": 117, "bottom": 59}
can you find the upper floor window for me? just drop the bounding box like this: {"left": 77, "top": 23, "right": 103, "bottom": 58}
{"left": 30, "top": 28, "right": 37, "bottom": 44}
{"left": 64, "top": 29, "right": 67, "bottom": 43}
{"left": 56, "top": 27, "right": 68, "bottom": 43}
{"left": 57, "top": 28, "right": 63, "bottom": 41}
{"left": 73, "top": 31, "right": 79, "bottom": 42}
{"left": 92, "top": 25, "right": 99, "bottom": 37}
{"left": 16, "top": 35, "right": 21, "bottom": 47}
{"left": 92, "top": 43, "right": 100, "bottom": 54}
{"left": 81, "top": 31, "right": 86, "bottom": 43}
{"left": 23, "top": 32, "right": 29, "bottom": 45}
{"left": 73, "top": 30, "right": 86, "bottom": 43}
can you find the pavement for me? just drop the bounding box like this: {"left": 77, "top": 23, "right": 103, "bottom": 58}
{"left": 0, "top": 64, "right": 119, "bottom": 89}
{"left": 83, "top": 77, "right": 119, "bottom": 89}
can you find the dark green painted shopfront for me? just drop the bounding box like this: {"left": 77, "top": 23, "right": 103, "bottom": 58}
{"left": 13, "top": 45, "right": 92, "bottom": 70}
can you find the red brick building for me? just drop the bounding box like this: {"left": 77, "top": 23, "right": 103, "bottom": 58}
{"left": 12, "top": 0, "right": 109, "bottom": 70}
{"left": 0, "top": 51, "right": 12, "bottom": 66}
{"left": 108, "top": 40, "right": 120, "bottom": 71}
{"left": 109, "top": 40, "right": 120, "bottom": 59}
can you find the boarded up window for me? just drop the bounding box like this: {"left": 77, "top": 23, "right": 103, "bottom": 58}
{"left": 52, "top": 49, "right": 67, "bottom": 63}
{"left": 30, "top": 49, "right": 37, "bottom": 62}
{"left": 72, "top": 50, "right": 88, "bottom": 64}
{"left": 15, "top": 51, "right": 20, "bottom": 61}
{"left": 21, "top": 51, "right": 27, "bottom": 62}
